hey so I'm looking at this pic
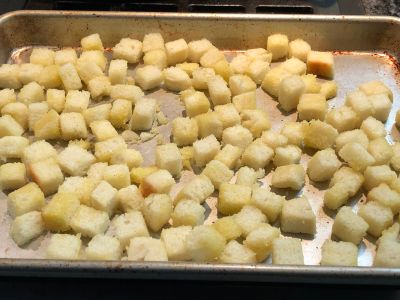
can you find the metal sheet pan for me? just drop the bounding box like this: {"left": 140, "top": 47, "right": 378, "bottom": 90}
{"left": 0, "top": 10, "right": 399, "bottom": 284}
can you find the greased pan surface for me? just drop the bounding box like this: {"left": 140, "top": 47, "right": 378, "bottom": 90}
{"left": 0, "top": 11, "right": 399, "bottom": 284}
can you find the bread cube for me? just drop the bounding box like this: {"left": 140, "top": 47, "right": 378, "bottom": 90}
{"left": 134, "top": 65, "right": 163, "bottom": 90}
{"left": 30, "top": 157, "right": 64, "bottom": 196}
{"left": 297, "top": 93, "right": 327, "bottom": 121}
{"left": 250, "top": 188, "right": 284, "bottom": 223}
{"left": 46, "top": 89, "right": 65, "bottom": 113}
{"left": 338, "top": 142, "right": 375, "bottom": 172}
{"left": 374, "top": 224, "right": 400, "bottom": 267}
{"left": 232, "top": 91, "right": 257, "bottom": 112}
{"left": 304, "top": 120, "right": 338, "bottom": 150}
{"left": 171, "top": 117, "right": 198, "bottom": 147}
{"left": 0, "top": 162, "right": 26, "bottom": 191}
{"left": 368, "top": 94, "right": 391, "bottom": 122}
{"left": 60, "top": 112, "right": 87, "bottom": 140}
{"left": 165, "top": 38, "right": 188, "bottom": 65}
{"left": 323, "top": 183, "right": 351, "bottom": 209}
{"left": 220, "top": 240, "right": 257, "bottom": 264}
{"left": 192, "top": 68, "right": 215, "bottom": 90}
{"left": 267, "top": 34, "right": 289, "bottom": 61}
{"left": 113, "top": 38, "right": 142, "bottom": 63}
{"left": 0, "top": 114, "right": 23, "bottom": 137}
{"left": 46, "top": 234, "right": 81, "bottom": 260}
{"left": 368, "top": 183, "right": 400, "bottom": 214}
{"left": 307, "top": 50, "right": 334, "bottom": 78}
{"left": 0, "top": 64, "right": 21, "bottom": 89}
{"left": 22, "top": 140, "right": 57, "bottom": 165}
{"left": 155, "top": 143, "right": 182, "bottom": 177}
{"left": 277, "top": 75, "right": 305, "bottom": 112}
{"left": 94, "top": 136, "right": 126, "bottom": 162}
{"left": 218, "top": 183, "right": 252, "bottom": 215}
{"left": 142, "top": 193, "right": 173, "bottom": 232}
{"left": 130, "top": 98, "right": 156, "bottom": 131}
{"left": 102, "top": 164, "right": 130, "bottom": 190}
{"left": 17, "top": 82, "right": 44, "bottom": 106}
{"left": 260, "top": 131, "right": 287, "bottom": 150}
{"left": 359, "top": 201, "right": 393, "bottom": 237}
{"left": 186, "top": 225, "right": 226, "bottom": 261}
{"left": 83, "top": 104, "right": 111, "bottom": 126}
{"left": 272, "top": 144, "right": 301, "bottom": 166}
{"left": 230, "top": 54, "right": 252, "bottom": 75}
{"left": 234, "top": 205, "right": 267, "bottom": 237}
{"left": 235, "top": 166, "right": 258, "bottom": 187}
{"left": 143, "top": 49, "right": 167, "bottom": 69}
{"left": 89, "top": 120, "right": 118, "bottom": 142}
{"left": 70, "top": 205, "right": 110, "bottom": 237}
{"left": 288, "top": 38, "right": 311, "bottom": 62}
{"left": 172, "top": 199, "right": 205, "bottom": 227}
{"left": 86, "top": 234, "right": 121, "bottom": 261}
{"left": 187, "top": 39, "right": 213, "bottom": 63}
{"left": 241, "top": 141, "right": 274, "bottom": 170}
{"left": 175, "top": 175, "right": 214, "bottom": 205}
{"left": 80, "top": 33, "right": 103, "bottom": 51}
{"left": 244, "top": 48, "right": 272, "bottom": 62}
{"left": 345, "top": 90, "right": 374, "bottom": 121}
{"left": 109, "top": 99, "right": 132, "bottom": 129}
{"left": 54, "top": 48, "right": 77, "bottom": 65}
{"left": 1, "top": 102, "right": 28, "bottom": 131}
{"left": 272, "top": 237, "right": 304, "bottom": 265}
{"left": 42, "top": 193, "right": 80, "bottom": 232}
{"left": 271, "top": 164, "right": 305, "bottom": 191}
{"left": 111, "top": 211, "right": 149, "bottom": 247}
{"left": 30, "top": 48, "right": 54, "bottom": 66}
{"left": 140, "top": 169, "right": 175, "bottom": 197}
{"left": 192, "top": 135, "right": 219, "bottom": 167}
{"left": 106, "top": 59, "right": 127, "bottom": 85}
{"left": 58, "top": 63, "right": 82, "bottom": 91}
{"left": 243, "top": 223, "right": 280, "bottom": 262}
{"left": 87, "top": 76, "right": 111, "bottom": 100}
{"left": 162, "top": 66, "right": 191, "bottom": 91}
{"left": 58, "top": 146, "right": 95, "bottom": 177}
{"left": 241, "top": 109, "right": 271, "bottom": 138}
{"left": 115, "top": 185, "right": 144, "bottom": 213}
{"left": 58, "top": 176, "right": 96, "bottom": 206}
{"left": 213, "top": 59, "right": 233, "bottom": 82}
{"left": 222, "top": 125, "right": 253, "bottom": 150}
{"left": 127, "top": 237, "right": 168, "bottom": 261}
{"left": 320, "top": 240, "right": 358, "bottom": 266}
{"left": 261, "top": 67, "right": 291, "bottom": 97}
{"left": 361, "top": 116, "right": 386, "bottom": 140}
{"left": 214, "top": 144, "right": 242, "bottom": 169}
{"left": 307, "top": 148, "right": 341, "bottom": 182}
{"left": 245, "top": 60, "right": 269, "bottom": 85}
{"left": 176, "top": 61, "right": 200, "bottom": 76}
{"left": 202, "top": 160, "right": 234, "bottom": 189}
{"left": 301, "top": 74, "right": 321, "bottom": 93}
{"left": 368, "top": 138, "right": 393, "bottom": 165}
{"left": 38, "top": 65, "right": 61, "bottom": 89}
{"left": 213, "top": 216, "right": 242, "bottom": 241}
{"left": 335, "top": 130, "right": 368, "bottom": 152}
{"left": 208, "top": 75, "right": 231, "bottom": 106}
{"left": 87, "top": 163, "right": 108, "bottom": 184}
{"left": 196, "top": 111, "right": 223, "bottom": 139}
{"left": 359, "top": 80, "right": 393, "bottom": 101}
{"left": 325, "top": 106, "right": 358, "bottom": 133}
{"left": 18, "top": 63, "right": 43, "bottom": 85}
{"left": 76, "top": 59, "right": 103, "bottom": 85}
{"left": 64, "top": 90, "right": 90, "bottom": 113}
{"left": 161, "top": 226, "right": 192, "bottom": 261}
{"left": 320, "top": 81, "right": 338, "bottom": 99}
{"left": 110, "top": 148, "right": 143, "bottom": 169}
{"left": 181, "top": 90, "right": 210, "bottom": 117}
{"left": 10, "top": 211, "right": 44, "bottom": 246}
{"left": 0, "top": 88, "right": 16, "bottom": 111}
{"left": 330, "top": 166, "right": 364, "bottom": 194}
{"left": 281, "top": 57, "right": 307, "bottom": 75}
{"left": 332, "top": 206, "right": 368, "bottom": 244}
{"left": 28, "top": 102, "right": 48, "bottom": 132}
{"left": 391, "top": 143, "right": 400, "bottom": 171}
{"left": 7, "top": 182, "right": 44, "bottom": 218}
{"left": 142, "top": 33, "right": 164, "bottom": 53}
{"left": 200, "top": 48, "right": 225, "bottom": 68}
{"left": 0, "top": 136, "right": 28, "bottom": 159}
{"left": 228, "top": 74, "right": 256, "bottom": 96}
{"left": 34, "top": 109, "right": 60, "bottom": 140}
{"left": 281, "top": 197, "right": 316, "bottom": 234}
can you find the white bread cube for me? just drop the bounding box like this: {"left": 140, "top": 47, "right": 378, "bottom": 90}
{"left": 368, "top": 94, "right": 391, "bottom": 122}
{"left": 364, "top": 165, "right": 396, "bottom": 191}
{"left": 320, "top": 81, "right": 338, "bottom": 99}
{"left": 10, "top": 211, "right": 44, "bottom": 246}
{"left": 172, "top": 117, "right": 198, "bottom": 146}
{"left": 391, "top": 143, "right": 400, "bottom": 171}
{"left": 345, "top": 90, "right": 374, "bottom": 121}
{"left": 83, "top": 103, "right": 111, "bottom": 126}
{"left": 214, "top": 144, "right": 242, "bottom": 169}
{"left": 358, "top": 201, "right": 393, "bottom": 237}
{"left": 261, "top": 67, "right": 291, "bottom": 97}
{"left": 193, "top": 134, "right": 220, "bottom": 167}
{"left": 58, "top": 145, "right": 95, "bottom": 176}
{"left": 116, "top": 185, "right": 144, "bottom": 213}
{"left": 0, "top": 64, "right": 21, "bottom": 89}
{"left": 28, "top": 102, "right": 48, "bottom": 131}
{"left": 297, "top": 93, "right": 327, "bottom": 121}
{"left": 130, "top": 98, "right": 156, "bottom": 131}
{"left": 304, "top": 120, "right": 338, "bottom": 150}
{"left": 188, "top": 39, "right": 213, "bottom": 63}
{"left": 320, "top": 240, "right": 358, "bottom": 266}
{"left": 76, "top": 60, "right": 103, "bottom": 85}
{"left": 306, "top": 50, "right": 334, "bottom": 79}
{"left": 86, "top": 234, "right": 121, "bottom": 261}
{"left": 175, "top": 174, "right": 214, "bottom": 204}
{"left": 307, "top": 148, "right": 341, "bottom": 182}
{"left": 361, "top": 116, "right": 386, "bottom": 140}
{"left": 134, "top": 65, "right": 162, "bottom": 90}
{"left": 142, "top": 193, "right": 173, "bottom": 231}
{"left": 165, "top": 38, "right": 188, "bottom": 65}
{"left": 64, "top": 90, "right": 90, "bottom": 113}
{"left": 17, "top": 82, "right": 45, "bottom": 105}
{"left": 87, "top": 76, "right": 111, "bottom": 100}
{"left": 155, "top": 143, "right": 182, "bottom": 177}
{"left": 261, "top": 131, "right": 288, "bottom": 149}
{"left": 359, "top": 80, "right": 393, "bottom": 101}
{"left": 113, "top": 38, "right": 142, "bottom": 63}
{"left": 267, "top": 34, "right": 289, "bottom": 61}
{"left": 46, "top": 89, "right": 65, "bottom": 113}
{"left": 186, "top": 225, "right": 226, "bottom": 261}
{"left": 368, "top": 137, "right": 393, "bottom": 165}
{"left": 30, "top": 48, "right": 54, "bottom": 66}
{"left": 338, "top": 142, "right": 375, "bottom": 172}
{"left": 241, "top": 109, "right": 271, "bottom": 138}
{"left": 213, "top": 56, "right": 233, "bottom": 82}
{"left": 163, "top": 67, "right": 191, "bottom": 91}
{"left": 213, "top": 216, "right": 242, "bottom": 241}
{"left": 30, "top": 158, "right": 64, "bottom": 195}
{"left": 127, "top": 237, "right": 168, "bottom": 261}
{"left": 244, "top": 223, "right": 280, "bottom": 262}
{"left": 103, "top": 164, "right": 130, "bottom": 190}
{"left": 272, "top": 237, "right": 304, "bottom": 265}
{"left": 245, "top": 48, "right": 272, "bottom": 62}
{"left": 222, "top": 125, "right": 253, "bottom": 149}
{"left": 81, "top": 33, "right": 104, "bottom": 51}
{"left": 278, "top": 75, "right": 305, "bottom": 112}
{"left": 245, "top": 59, "right": 269, "bottom": 85}
{"left": 181, "top": 90, "right": 210, "bottom": 117}
{"left": 22, "top": 140, "right": 57, "bottom": 165}
{"left": 192, "top": 67, "right": 215, "bottom": 90}
{"left": 18, "top": 64, "right": 43, "bottom": 85}
{"left": 241, "top": 141, "right": 274, "bottom": 170}
{"left": 202, "top": 160, "right": 234, "bottom": 189}
{"left": 229, "top": 74, "right": 256, "bottom": 96}
{"left": 7, "top": 182, "right": 44, "bottom": 218}
{"left": 110, "top": 148, "right": 143, "bottom": 169}
{"left": 1, "top": 102, "right": 28, "bottom": 130}
{"left": 220, "top": 240, "right": 256, "bottom": 264}
{"left": 200, "top": 48, "right": 225, "bottom": 68}
{"left": 37, "top": 65, "right": 61, "bottom": 89}
{"left": 70, "top": 205, "right": 110, "bottom": 237}
{"left": 143, "top": 33, "right": 164, "bottom": 53}
{"left": 195, "top": 112, "right": 223, "bottom": 139}
{"left": 208, "top": 75, "right": 231, "bottom": 106}
{"left": 281, "top": 57, "right": 307, "bottom": 75}
{"left": 140, "top": 169, "right": 175, "bottom": 197}
{"left": 0, "top": 88, "right": 16, "bottom": 110}
{"left": 0, "top": 136, "right": 28, "bottom": 159}
{"left": 58, "top": 176, "right": 96, "bottom": 206}
{"left": 0, "top": 162, "right": 26, "bottom": 191}
{"left": 235, "top": 166, "right": 258, "bottom": 187}
{"left": 94, "top": 136, "right": 126, "bottom": 162}
{"left": 54, "top": 48, "right": 77, "bottom": 65}
{"left": 60, "top": 112, "right": 87, "bottom": 140}
{"left": 46, "top": 234, "right": 81, "bottom": 260}
{"left": 172, "top": 199, "right": 205, "bottom": 227}
{"left": 288, "top": 38, "right": 311, "bottom": 62}
{"left": 108, "top": 59, "right": 127, "bottom": 85}
{"left": 325, "top": 106, "right": 359, "bottom": 132}
{"left": 271, "top": 164, "right": 305, "bottom": 191}
{"left": 250, "top": 188, "right": 284, "bottom": 223}
{"left": 58, "top": 63, "right": 82, "bottom": 91}
{"left": 273, "top": 144, "right": 302, "bottom": 167}
{"left": 332, "top": 206, "right": 368, "bottom": 244}
{"left": 161, "top": 226, "right": 192, "bottom": 261}
{"left": 301, "top": 74, "right": 321, "bottom": 93}
{"left": 0, "top": 114, "right": 24, "bottom": 137}
{"left": 368, "top": 183, "right": 400, "bottom": 214}
{"left": 234, "top": 205, "right": 267, "bottom": 237}
{"left": 335, "top": 129, "right": 369, "bottom": 151}
{"left": 109, "top": 99, "right": 132, "bottom": 129}
{"left": 281, "top": 197, "right": 316, "bottom": 234}
{"left": 143, "top": 49, "right": 167, "bottom": 69}
{"left": 232, "top": 91, "right": 257, "bottom": 113}
{"left": 89, "top": 120, "right": 118, "bottom": 142}
{"left": 374, "top": 224, "right": 400, "bottom": 267}
{"left": 177, "top": 62, "right": 200, "bottom": 76}
{"left": 218, "top": 183, "right": 252, "bottom": 215}
{"left": 230, "top": 54, "right": 251, "bottom": 75}
{"left": 111, "top": 211, "right": 149, "bottom": 247}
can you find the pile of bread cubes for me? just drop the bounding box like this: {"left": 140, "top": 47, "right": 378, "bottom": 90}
{"left": 0, "top": 30, "right": 399, "bottom": 267}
